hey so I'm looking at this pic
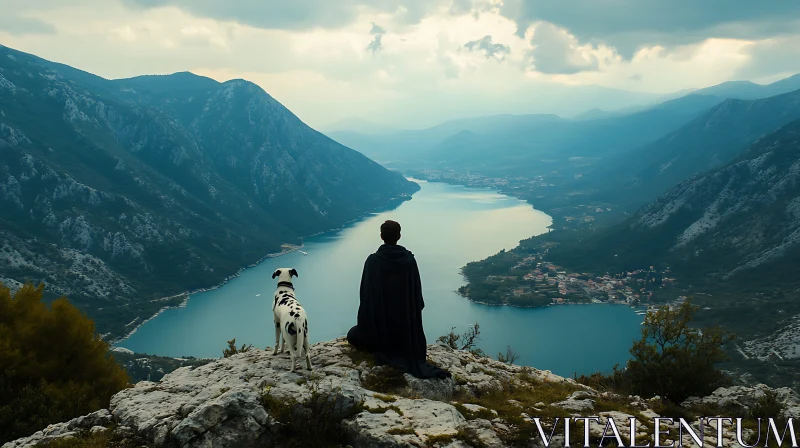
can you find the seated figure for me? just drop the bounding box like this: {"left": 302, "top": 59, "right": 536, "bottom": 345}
{"left": 347, "top": 220, "right": 450, "bottom": 379}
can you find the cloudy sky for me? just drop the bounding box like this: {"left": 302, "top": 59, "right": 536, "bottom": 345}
{"left": 2, "top": 0, "right": 800, "bottom": 129}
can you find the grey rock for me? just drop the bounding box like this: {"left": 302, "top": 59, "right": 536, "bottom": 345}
{"left": 552, "top": 391, "right": 597, "bottom": 412}
{"left": 460, "top": 418, "right": 506, "bottom": 447}
{"left": 682, "top": 384, "right": 800, "bottom": 419}
{"left": 402, "top": 374, "right": 455, "bottom": 401}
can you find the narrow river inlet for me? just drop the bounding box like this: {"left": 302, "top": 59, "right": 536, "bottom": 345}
{"left": 119, "top": 180, "right": 644, "bottom": 377}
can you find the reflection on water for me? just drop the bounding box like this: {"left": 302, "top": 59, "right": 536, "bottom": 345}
{"left": 119, "top": 180, "right": 643, "bottom": 376}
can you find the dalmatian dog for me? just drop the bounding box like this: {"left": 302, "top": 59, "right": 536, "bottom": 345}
{"left": 271, "top": 268, "right": 312, "bottom": 371}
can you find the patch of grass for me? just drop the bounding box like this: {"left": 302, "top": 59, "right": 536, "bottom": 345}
{"left": 360, "top": 367, "right": 408, "bottom": 395}
{"left": 423, "top": 429, "right": 488, "bottom": 448}
{"left": 452, "top": 371, "right": 591, "bottom": 446}
{"left": 343, "top": 346, "right": 376, "bottom": 368}
{"left": 593, "top": 395, "right": 650, "bottom": 421}
{"left": 260, "top": 383, "right": 365, "bottom": 448}
{"left": 453, "top": 375, "right": 469, "bottom": 386}
{"left": 387, "top": 426, "right": 415, "bottom": 435}
{"left": 453, "top": 403, "right": 495, "bottom": 421}
{"left": 37, "top": 430, "right": 142, "bottom": 448}
{"left": 38, "top": 433, "right": 111, "bottom": 448}
{"left": 364, "top": 404, "right": 404, "bottom": 416}
{"left": 454, "top": 428, "right": 488, "bottom": 448}
{"left": 373, "top": 393, "right": 397, "bottom": 403}
{"left": 423, "top": 433, "right": 456, "bottom": 446}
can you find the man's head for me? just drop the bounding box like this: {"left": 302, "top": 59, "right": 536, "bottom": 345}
{"left": 380, "top": 220, "right": 401, "bottom": 245}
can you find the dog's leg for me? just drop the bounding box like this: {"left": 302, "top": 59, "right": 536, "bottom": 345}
{"left": 272, "top": 321, "right": 281, "bottom": 355}
{"left": 304, "top": 337, "right": 313, "bottom": 371}
{"left": 287, "top": 336, "right": 297, "bottom": 372}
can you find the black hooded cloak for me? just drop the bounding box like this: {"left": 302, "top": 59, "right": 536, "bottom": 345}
{"left": 347, "top": 244, "right": 450, "bottom": 379}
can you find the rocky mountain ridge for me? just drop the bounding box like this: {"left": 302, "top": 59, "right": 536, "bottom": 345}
{"left": 0, "top": 45, "right": 418, "bottom": 337}
{"left": 4, "top": 339, "right": 798, "bottom": 448}
{"left": 588, "top": 88, "right": 800, "bottom": 207}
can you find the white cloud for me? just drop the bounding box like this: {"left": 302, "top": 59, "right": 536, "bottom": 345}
{"left": 1, "top": 0, "right": 799, "bottom": 129}
{"left": 526, "top": 22, "right": 603, "bottom": 74}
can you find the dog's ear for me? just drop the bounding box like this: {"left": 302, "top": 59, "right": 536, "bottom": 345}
{"left": 272, "top": 269, "right": 281, "bottom": 279}
{"left": 289, "top": 268, "right": 298, "bottom": 278}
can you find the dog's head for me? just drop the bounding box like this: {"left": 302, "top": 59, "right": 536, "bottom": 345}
{"left": 272, "top": 268, "right": 298, "bottom": 283}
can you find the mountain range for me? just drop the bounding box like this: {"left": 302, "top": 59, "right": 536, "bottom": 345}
{"left": 327, "top": 73, "right": 800, "bottom": 177}
{"left": 584, "top": 88, "right": 800, "bottom": 207}
{"left": 552, "top": 117, "right": 800, "bottom": 283}
{"left": 0, "top": 45, "right": 418, "bottom": 337}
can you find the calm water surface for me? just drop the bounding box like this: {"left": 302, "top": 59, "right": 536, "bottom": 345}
{"left": 120, "top": 180, "right": 643, "bottom": 377}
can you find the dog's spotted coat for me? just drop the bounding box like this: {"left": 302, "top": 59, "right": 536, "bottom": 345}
{"left": 271, "top": 268, "right": 312, "bottom": 371}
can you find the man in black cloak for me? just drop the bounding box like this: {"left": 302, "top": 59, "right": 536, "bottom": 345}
{"left": 347, "top": 220, "right": 451, "bottom": 379}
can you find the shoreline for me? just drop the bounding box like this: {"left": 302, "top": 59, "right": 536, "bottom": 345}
{"left": 111, "top": 192, "right": 416, "bottom": 348}
{"left": 111, "top": 245, "right": 304, "bottom": 345}
{"left": 460, "top": 294, "right": 642, "bottom": 310}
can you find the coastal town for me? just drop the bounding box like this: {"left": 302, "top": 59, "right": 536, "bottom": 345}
{"left": 458, "top": 239, "right": 678, "bottom": 311}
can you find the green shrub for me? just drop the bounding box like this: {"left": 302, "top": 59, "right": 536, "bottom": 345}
{"left": 625, "top": 299, "right": 734, "bottom": 403}
{"left": 574, "top": 364, "right": 630, "bottom": 395}
{"left": 0, "top": 283, "right": 130, "bottom": 445}
{"left": 222, "top": 338, "right": 252, "bottom": 357}
{"left": 750, "top": 390, "right": 785, "bottom": 419}
{"left": 260, "top": 383, "right": 364, "bottom": 448}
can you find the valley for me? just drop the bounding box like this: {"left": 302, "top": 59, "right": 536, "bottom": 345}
{"left": 2, "top": 41, "right": 799, "bottom": 394}
{"left": 0, "top": 45, "right": 418, "bottom": 339}
{"left": 391, "top": 114, "right": 800, "bottom": 392}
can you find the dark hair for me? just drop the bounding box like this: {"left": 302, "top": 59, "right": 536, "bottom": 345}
{"left": 380, "top": 220, "right": 401, "bottom": 244}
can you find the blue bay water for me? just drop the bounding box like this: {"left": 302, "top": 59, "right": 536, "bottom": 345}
{"left": 119, "top": 180, "right": 643, "bottom": 377}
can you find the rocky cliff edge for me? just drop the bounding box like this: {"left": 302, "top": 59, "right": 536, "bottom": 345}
{"left": 4, "top": 338, "right": 799, "bottom": 448}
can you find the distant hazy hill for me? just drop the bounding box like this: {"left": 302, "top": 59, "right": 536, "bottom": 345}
{"left": 0, "top": 45, "right": 418, "bottom": 337}
{"left": 591, "top": 89, "right": 800, "bottom": 207}
{"left": 552, "top": 117, "right": 800, "bottom": 285}
{"left": 691, "top": 74, "right": 800, "bottom": 100}
{"left": 573, "top": 108, "right": 621, "bottom": 121}
{"left": 330, "top": 98, "right": 717, "bottom": 174}
{"left": 321, "top": 116, "right": 398, "bottom": 135}
{"left": 327, "top": 113, "right": 564, "bottom": 164}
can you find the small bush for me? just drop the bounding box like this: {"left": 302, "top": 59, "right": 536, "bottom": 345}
{"left": 497, "top": 345, "right": 520, "bottom": 365}
{"left": 437, "top": 322, "right": 487, "bottom": 357}
{"left": 0, "top": 283, "right": 129, "bottom": 445}
{"left": 574, "top": 364, "right": 630, "bottom": 395}
{"left": 750, "top": 390, "right": 785, "bottom": 420}
{"left": 260, "top": 383, "right": 364, "bottom": 448}
{"left": 222, "top": 338, "right": 252, "bottom": 357}
{"left": 625, "top": 299, "right": 734, "bottom": 403}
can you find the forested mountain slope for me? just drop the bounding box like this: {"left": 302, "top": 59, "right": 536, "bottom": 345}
{"left": 0, "top": 45, "right": 418, "bottom": 337}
